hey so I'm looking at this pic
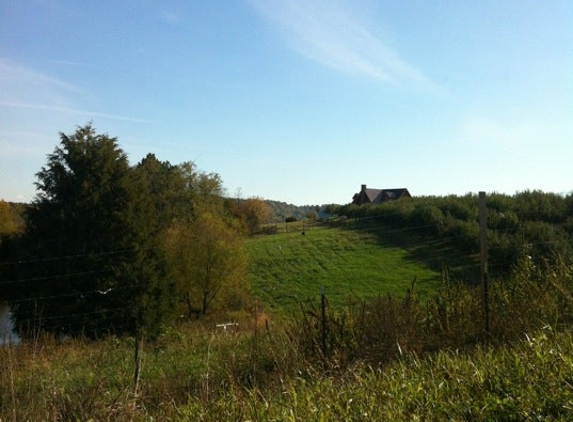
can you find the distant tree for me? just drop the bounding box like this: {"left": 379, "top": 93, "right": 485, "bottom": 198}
{"left": 513, "top": 190, "right": 567, "bottom": 224}
{"left": 228, "top": 197, "right": 270, "bottom": 235}
{"left": 263, "top": 200, "right": 321, "bottom": 223}
{"left": 164, "top": 209, "right": 247, "bottom": 317}
{"left": 0, "top": 201, "right": 22, "bottom": 236}
{"left": 306, "top": 211, "right": 317, "bottom": 220}
{"left": 0, "top": 201, "right": 23, "bottom": 296}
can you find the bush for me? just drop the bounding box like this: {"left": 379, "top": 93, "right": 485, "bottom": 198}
{"left": 289, "top": 255, "right": 573, "bottom": 370}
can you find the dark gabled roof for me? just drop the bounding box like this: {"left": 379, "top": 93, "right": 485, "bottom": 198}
{"left": 353, "top": 185, "right": 411, "bottom": 204}
{"left": 364, "top": 188, "right": 410, "bottom": 203}
{"left": 380, "top": 188, "right": 410, "bottom": 200}
{"left": 364, "top": 188, "right": 383, "bottom": 203}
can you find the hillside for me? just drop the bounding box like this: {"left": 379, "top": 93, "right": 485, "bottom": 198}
{"left": 263, "top": 199, "right": 320, "bottom": 222}
{"left": 246, "top": 223, "right": 441, "bottom": 315}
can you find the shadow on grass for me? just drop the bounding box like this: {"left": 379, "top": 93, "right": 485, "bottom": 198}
{"left": 329, "top": 218, "right": 481, "bottom": 283}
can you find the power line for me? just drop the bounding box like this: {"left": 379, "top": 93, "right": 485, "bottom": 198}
{"left": 0, "top": 268, "right": 115, "bottom": 286}
{"left": 0, "top": 247, "right": 132, "bottom": 267}
{"left": 7, "top": 283, "right": 146, "bottom": 305}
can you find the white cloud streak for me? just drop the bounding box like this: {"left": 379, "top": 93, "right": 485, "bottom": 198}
{"left": 248, "top": 0, "right": 432, "bottom": 88}
{"left": 0, "top": 101, "right": 153, "bottom": 124}
{"left": 0, "top": 58, "right": 84, "bottom": 95}
{"left": 0, "top": 58, "right": 151, "bottom": 123}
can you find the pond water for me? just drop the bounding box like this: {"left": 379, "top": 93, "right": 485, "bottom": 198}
{"left": 0, "top": 302, "right": 19, "bottom": 345}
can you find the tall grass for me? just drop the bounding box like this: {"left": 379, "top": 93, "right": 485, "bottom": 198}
{"left": 1, "top": 255, "right": 572, "bottom": 420}
{"left": 291, "top": 254, "right": 573, "bottom": 369}
{"left": 4, "top": 324, "right": 570, "bottom": 421}
{"left": 179, "top": 327, "right": 573, "bottom": 421}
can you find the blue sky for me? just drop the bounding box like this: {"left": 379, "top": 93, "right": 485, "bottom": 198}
{"left": 1, "top": 0, "right": 571, "bottom": 205}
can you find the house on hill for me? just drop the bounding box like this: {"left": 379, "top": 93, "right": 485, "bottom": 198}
{"left": 352, "top": 184, "right": 411, "bottom": 205}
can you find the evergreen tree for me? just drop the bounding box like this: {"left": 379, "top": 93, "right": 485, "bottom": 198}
{"left": 4, "top": 125, "right": 169, "bottom": 337}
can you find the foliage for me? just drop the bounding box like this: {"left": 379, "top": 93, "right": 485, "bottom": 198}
{"left": 129, "top": 154, "right": 227, "bottom": 329}
{"left": 330, "top": 191, "right": 573, "bottom": 278}
{"left": 1, "top": 318, "right": 573, "bottom": 420}
{"left": 164, "top": 209, "right": 249, "bottom": 317}
{"left": 263, "top": 199, "right": 319, "bottom": 223}
{"left": 0, "top": 201, "right": 24, "bottom": 236}
{"left": 0, "top": 125, "right": 230, "bottom": 338}
{"left": 226, "top": 197, "right": 270, "bottom": 235}
{"left": 0, "top": 124, "right": 148, "bottom": 337}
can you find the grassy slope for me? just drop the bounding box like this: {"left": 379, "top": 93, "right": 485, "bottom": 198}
{"left": 246, "top": 224, "right": 442, "bottom": 315}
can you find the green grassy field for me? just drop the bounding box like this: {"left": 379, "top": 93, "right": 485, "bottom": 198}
{"left": 246, "top": 224, "right": 442, "bottom": 315}
{"left": 2, "top": 222, "right": 572, "bottom": 420}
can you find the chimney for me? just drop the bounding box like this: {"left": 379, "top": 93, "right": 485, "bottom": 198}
{"left": 361, "top": 184, "right": 367, "bottom": 192}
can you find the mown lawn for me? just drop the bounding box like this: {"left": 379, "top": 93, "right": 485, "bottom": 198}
{"left": 246, "top": 225, "right": 441, "bottom": 315}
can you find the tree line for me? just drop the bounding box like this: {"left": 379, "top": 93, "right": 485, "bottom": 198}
{"left": 0, "top": 124, "right": 269, "bottom": 338}
{"left": 326, "top": 191, "right": 573, "bottom": 278}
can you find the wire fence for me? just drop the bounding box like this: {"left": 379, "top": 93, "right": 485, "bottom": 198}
{"left": 1, "top": 203, "right": 570, "bottom": 344}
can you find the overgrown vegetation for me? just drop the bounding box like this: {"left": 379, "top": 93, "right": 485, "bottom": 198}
{"left": 327, "top": 191, "right": 573, "bottom": 279}
{"left": 3, "top": 222, "right": 573, "bottom": 420}
{"left": 1, "top": 125, "right": 573, "bottom": 420}
{"left": 1, "top": 254, "right": 573, "bottom": 420}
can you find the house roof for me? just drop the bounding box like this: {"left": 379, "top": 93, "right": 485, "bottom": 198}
{"left": 380, "top": 188, "right": 409, "bottom": 200}
{"left": 364, "top": 188, "right": 383, "bottom": 202}
{"left": 353, "top": 186, "right": 411, "bottom": 204}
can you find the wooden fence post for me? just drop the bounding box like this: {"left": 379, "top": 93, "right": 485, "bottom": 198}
{"left": 479, "top": 191, "right": 490, "bottom": 336}
{"left": 321, "top": 286, "right": 327, "bottom": 358}
{"left": 133, "top": 322, "right": 144, "bottom": 396}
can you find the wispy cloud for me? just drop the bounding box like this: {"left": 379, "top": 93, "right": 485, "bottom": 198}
{"left": 50, "top": 59, "right": 91, "bottom": 68}
{"left": 0, "top": 58, "right": 151, "bottom": 123}
{"left": 0, "top": 58, "right": 84, "bottom": 95}
{"left": 0, "top": 101, "right": 153, "bottom": 123}
{"left": 159, "top": 10, "right": 182, "bottom": 25}
{"left": 0, "top": 59, "right": 152, "bottom": 202}
{"left": 248, "top": 0, "right": 433, "bottom": 89}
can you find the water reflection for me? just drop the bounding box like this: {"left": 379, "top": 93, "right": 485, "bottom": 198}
{"left": 0, "top": 302, "right": 19, "bottom": 345}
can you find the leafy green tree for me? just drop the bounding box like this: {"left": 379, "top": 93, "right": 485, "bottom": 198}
{"left": 0, "top": 201, "right": 23, "bottom": 236}
{"left": 228, "top": 197, "right": 270, "bottom": 235}
{"left": 3, "top": 124, "right": 171, "bottom": 337}
{"left": 513, "top": 190, "right": 567, "bottom": 224}
{"left": 126, "top": 154, "right": 227, "bottom": 327}
{"left": 134, "top": 155, "right": 224, "bottom": 226}
{"left": 164, "top": 209, "right": 247, "bottom": 317}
